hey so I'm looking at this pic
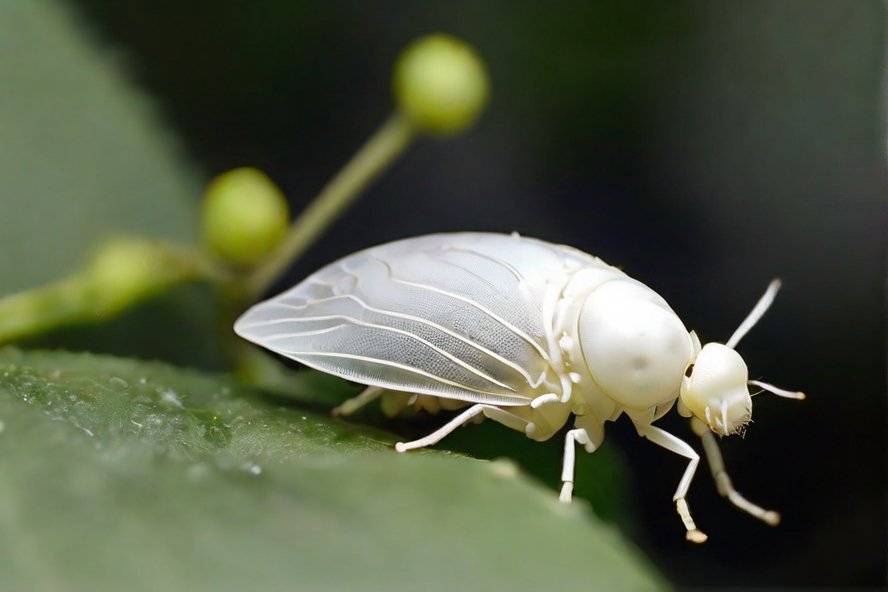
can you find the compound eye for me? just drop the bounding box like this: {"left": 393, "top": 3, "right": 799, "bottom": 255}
{"left": 684, "top": 363, "right": 695, "bottom": 378}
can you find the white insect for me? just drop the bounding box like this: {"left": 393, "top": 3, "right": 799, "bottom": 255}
{"left": 235, "top": 232, "right": 804, "bottom": 542}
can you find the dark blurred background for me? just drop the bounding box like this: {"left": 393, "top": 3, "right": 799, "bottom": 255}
{"left": 65, "top": 1, "right": 887, "bottom": 588}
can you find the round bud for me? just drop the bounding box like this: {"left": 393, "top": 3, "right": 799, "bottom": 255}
{"left": 87, "top": 238, "right": 181, "bottom": 315}
{"left": 393, "top": 34, "right": 490, "bottom": 135}
{"left": 201, "top": 167, "right": 289, "bottom": 265}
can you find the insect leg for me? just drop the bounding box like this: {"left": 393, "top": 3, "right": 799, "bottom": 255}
{"left": 634, "top": 422, "right": 708, "bottom": 543}
{"left": 691, "top": 417, "right": 780, "bottom": 525}
{"left": 331, "top": 385, "right": 384, "bottom": 417}
{"left": 559, "top": 429, "right": 593, "bottom": 503}
{"left": 559, "top": 415, "right": 605, "bottom": 503}
{"left": 395, "top": 404, "right": 529, "bottom": 452}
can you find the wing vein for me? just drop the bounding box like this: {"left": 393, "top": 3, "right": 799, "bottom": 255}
{"left": 256, "top": 313, "right": 517, "bottom": 392}
{"left": 287, "top": 351, "right": 516, "bottom": 399}
{"left": 371, "top": 256, "right": 551, "bottom": 361}
{"left": 447, "top": 246, "right": 526, "bottom": 284}
{"left": 247, "top": 295, "right": 540, "bottom": 385}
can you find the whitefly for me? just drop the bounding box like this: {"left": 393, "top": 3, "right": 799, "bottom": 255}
{"left": 235, "top": 232, "right": 804, "bottom": 542}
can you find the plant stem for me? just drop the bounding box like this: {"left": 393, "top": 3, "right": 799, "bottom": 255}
{"left": 0, "top": 277, "right": 94, "bottom": 343}
{"left": 0, "top": 239, "right": 217, "bottom": 345}
{"left": 246, "top": 112, "right": 416, "bottom": 297}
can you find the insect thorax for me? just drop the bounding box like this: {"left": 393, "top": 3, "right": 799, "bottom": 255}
{"left": 546, "top": 264, "right": 625, "bottom": 424}
{"left": 551, "top": 263, "right": 692, "bottom": 426}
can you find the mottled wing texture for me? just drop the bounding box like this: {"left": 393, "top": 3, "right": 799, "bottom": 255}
{"left": 235, "top": 233, "right": 590, "bottom": 406}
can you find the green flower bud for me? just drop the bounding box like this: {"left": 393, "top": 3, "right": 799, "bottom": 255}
{"left": 202, "top": 167, "right": 290, "bottom": 266}
{"left": 87, "top": 238, "right": 187, "bottom": 315}
{"left": 394, "top": 34, "right": 490, "bottom": 135}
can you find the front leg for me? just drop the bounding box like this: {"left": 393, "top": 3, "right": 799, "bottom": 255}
{"left": 635, "top": 422, "right": 708, "bottom": 543}
{"left": 691, "top": 417, "right": 780, "bottom": 525}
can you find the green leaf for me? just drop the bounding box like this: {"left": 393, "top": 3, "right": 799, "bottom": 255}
{"left": 0, "top": 0, "right": 200, "bottom": 293}
{"left": 0, "top": 0, "right": 228, "bottom": 367}
{"left": 0, "top": 347, "right": 668, "bottom": 591}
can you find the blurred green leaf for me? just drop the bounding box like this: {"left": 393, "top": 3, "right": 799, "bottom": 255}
{"left": 0, "top": 0, "right": 200, "bottom": 292}
{"left": 0, "top": 0, "right": 226, "bottom": 366}
{"left": 0, "top": 347, "right": 667, "bottom": 592}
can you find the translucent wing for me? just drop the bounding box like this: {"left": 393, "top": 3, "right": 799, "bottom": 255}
{"left": 235, "top": 233, "right": 589, "bottom": 406}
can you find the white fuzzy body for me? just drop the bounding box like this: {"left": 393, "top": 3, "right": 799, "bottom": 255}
{"left": 235, "top": 232, "right": 695, "bottom": 442}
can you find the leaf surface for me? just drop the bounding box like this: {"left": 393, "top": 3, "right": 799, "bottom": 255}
{"left": 0, "top": 347, "right": 667, "bottom": 592}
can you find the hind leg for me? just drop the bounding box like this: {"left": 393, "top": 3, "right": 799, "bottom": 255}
{"left": 332, "top": 385, "right": 384, "bottom": 417}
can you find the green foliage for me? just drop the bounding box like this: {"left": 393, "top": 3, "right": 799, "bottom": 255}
{"left": 0, "top": 238, "right": 207, "bottom": 345}
{"left": 0, "top": 0, "right": 225, "bottom": 368}
{"left": 0, "top": 0, "right": 200, "bottom": 294}
{"left": 0, "top": 347, "right": 667, "bottom": 592}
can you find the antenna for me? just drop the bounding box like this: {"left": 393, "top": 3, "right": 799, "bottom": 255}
{"left": 749, "top": 379, "right": 806, "bottom": 400}
{"left": 726, "top": 279, "right": 782, "bottom": 349}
